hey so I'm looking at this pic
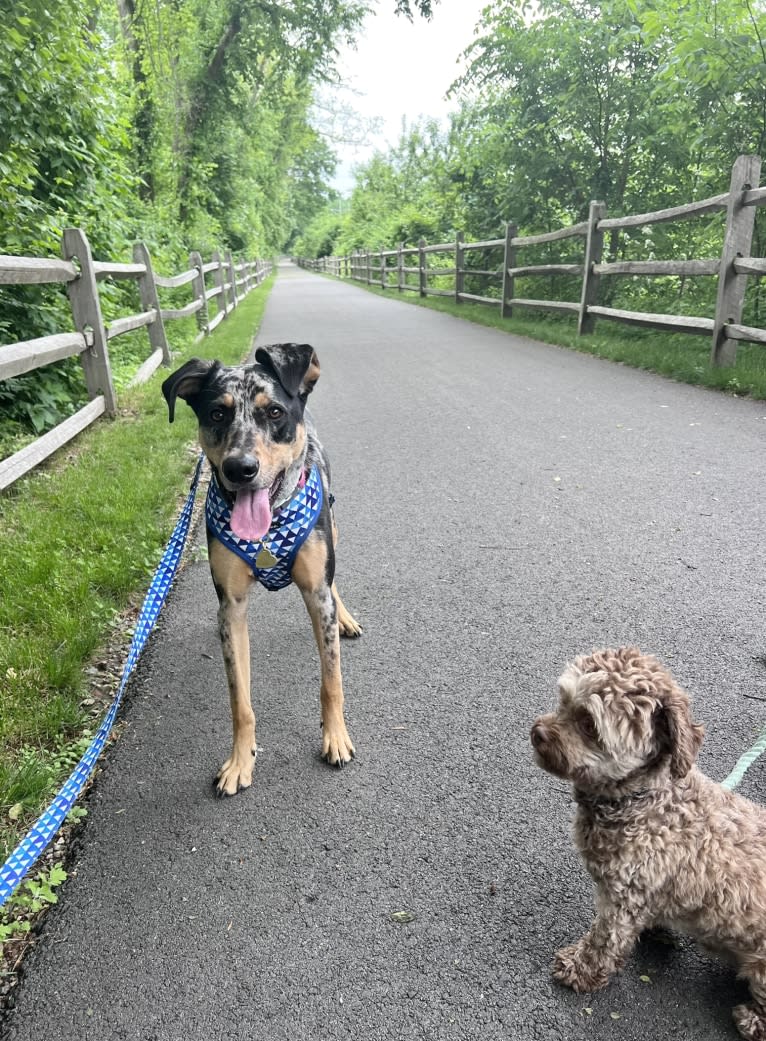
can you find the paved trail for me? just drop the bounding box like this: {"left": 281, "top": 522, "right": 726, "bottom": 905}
{"left": 4, "top": 264, "right": 766, "bottom": 1041}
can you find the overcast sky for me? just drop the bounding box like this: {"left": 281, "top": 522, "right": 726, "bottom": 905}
{"left": 328, "top": 0, "right": 489, "bottom": 192}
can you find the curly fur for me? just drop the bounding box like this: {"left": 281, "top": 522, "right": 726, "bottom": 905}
{"left": 531, "top": 647, "right": 766, "bottom": 1040}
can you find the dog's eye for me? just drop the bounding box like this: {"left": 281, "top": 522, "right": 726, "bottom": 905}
{"left": 578, "top": 713, "right": 598, "bottom": 742}
{"left": 209, "top": 408, "right": 226, "bottom": 423}
{"left": 267, "top": 406, "right": 284, "bottom": 421}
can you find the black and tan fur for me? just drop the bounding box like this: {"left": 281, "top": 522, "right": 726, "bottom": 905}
{"left": 162, "top": 343, "right": 361, "bottom": 796}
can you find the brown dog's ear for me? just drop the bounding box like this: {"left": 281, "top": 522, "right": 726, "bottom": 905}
{"left": 255, "top": 343, "right": 320, "bottom": 400}
{"left": 660, "top": 688, "right": 705, "bottom": 777}
{"left": 161, "top": 358, "right": 216, "bottom": 422}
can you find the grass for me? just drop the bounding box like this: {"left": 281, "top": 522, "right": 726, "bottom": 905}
{"left": 345, "top": 280, "right": 766, "bottom": 399}
{"left": 0, "top": 274, "right": 275, "bottom": 862}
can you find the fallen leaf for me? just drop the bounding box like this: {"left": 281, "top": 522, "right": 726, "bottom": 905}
{"left": 610, "top": 1011, "right": 621, "bottom": 1020}
{"left": 640, "top": 974, "right": 651, "bottom": 984}
{"left": 8, "top": 803, "right": 23, "bottom": 821}
{"left": 390, "top": 910, "right": 416, "bottom": 924}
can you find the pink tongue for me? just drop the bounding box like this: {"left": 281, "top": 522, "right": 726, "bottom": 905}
{"left": 230, "top": 487, "right": 272, "bottom": 541}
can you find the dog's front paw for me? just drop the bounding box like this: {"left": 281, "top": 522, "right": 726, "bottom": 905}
{"left": 322, "top": 722, "right": 355, "bottom": 767}
{"left": 733, "top": 1002, "right": 766, "bottom": 1041}
{"left": 215, "top": 749, "right": 256, "bottom": 796}
{"left": 552, "top": 943, "right": 612, "bottom": 993}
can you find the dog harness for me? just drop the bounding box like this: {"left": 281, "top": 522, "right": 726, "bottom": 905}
{"left": 205, "top": 464, "right": 323, "bottom": 591}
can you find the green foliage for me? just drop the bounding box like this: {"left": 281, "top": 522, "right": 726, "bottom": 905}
{"left": 0, "top": 0, "right": 138, "bottom": 261}
{"left": 0, "top": 362, "right": 83, "bottom": 442}
{"left": 0, "top": 865, "right": 68, "bottom": 948}
{"left": 117, "top": 0, "right": 366, "bottom": 255}
{"left": 0, "top": 0, "right": 374, "bottom": 442}
{"left": 329, "top": 0, "right": 766, "bottom": 326}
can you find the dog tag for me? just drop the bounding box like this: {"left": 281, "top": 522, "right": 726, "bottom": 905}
{"left": 255, "top": 546, "right": 279, "bottom": 569}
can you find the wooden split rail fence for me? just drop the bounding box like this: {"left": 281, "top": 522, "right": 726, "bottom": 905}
{"left": 0, "top": 228, "right": 272, "bottom": 491}
{"left": 299, "top": 154, "right": 766, "bottom": 369}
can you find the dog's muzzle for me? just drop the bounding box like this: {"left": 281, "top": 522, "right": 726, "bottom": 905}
{"left": 530, "top": 716, "right": 568, "bottom": 777}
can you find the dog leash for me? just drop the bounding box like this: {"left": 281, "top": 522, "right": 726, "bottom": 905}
{"left": 0, "top": 453, "right": 205, "bottom": 909}
{"left": 721, "top": 726, "right": 766, "bottom": 790}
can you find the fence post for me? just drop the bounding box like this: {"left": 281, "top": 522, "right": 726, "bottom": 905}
{"left": 366, "top": 250, "right": 372, "bottom": 285}
{"left": 578, "top": 200, "right": 606, "bottom": 335}
{"left": 225, "top": 250, "right": 238, "bottom": 309}
{"left": 189, "top": 250, "right": 209, "bottom": 336}
{"left": 500, "top": 222, "right": 517, "bottom": 319}
{"left": 133, "top": 241, "right": 170, "bottom": 366}
{"left": 419, "top": 237, "right": 427, "bottom": 297}
{"left": 61, "top": 227, "right": 117, "bottom": 415}
{"left": 398, "top": 242, "right": 404, "bottom": 291}
{"left": 379, "top": 246, "right": 386, "bottom": 289}
{"left": 711, "top": 154, "right": 762, "bottom": 367}
{"left": 212, "top": 250, "right": 227, "bottom": 320}
{"left": 455, "top": 231, "right": 465, "bottom": 304}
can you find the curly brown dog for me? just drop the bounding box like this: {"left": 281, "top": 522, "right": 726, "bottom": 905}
{"left": 531, "top": 647, "right": 766, "bottom": 1041}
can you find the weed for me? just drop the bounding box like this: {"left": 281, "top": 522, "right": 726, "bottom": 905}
{"left": 0, "top": 865, "right": 68, "bottom": 948}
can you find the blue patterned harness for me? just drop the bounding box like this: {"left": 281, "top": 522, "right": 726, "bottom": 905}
{"left": 205, "top": 464, "right": 323, "bottom": 590}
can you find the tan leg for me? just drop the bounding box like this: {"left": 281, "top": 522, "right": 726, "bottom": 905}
{"left": 332, "top": 582, "right": 362, "bottom": 637}
{"left": 292, "top": 534, "right": 355, "bottom": 765}
{"left": 330, "top": 516, "right": 362, "bottom": 637}
{"left": 209, "top": 538, "right": 256, "bottom": 796}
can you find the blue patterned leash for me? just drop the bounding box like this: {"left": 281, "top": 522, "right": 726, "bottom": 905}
{"left": 0, "top": 454, "right": 205, "bottom": 909}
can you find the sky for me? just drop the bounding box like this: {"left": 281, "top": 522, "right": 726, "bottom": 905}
{"left": 326, "top": 0, "right": 489, "bottom": 193}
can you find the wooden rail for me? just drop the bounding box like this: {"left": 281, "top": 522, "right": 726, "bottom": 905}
{"left": 298, "top": 154, "right": 766, "bottom": 368}
{"left": 0, "top": 234, "right": 272, "bottom": 491}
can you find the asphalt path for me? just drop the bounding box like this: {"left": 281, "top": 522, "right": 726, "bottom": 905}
{"left": 4, "top": 263, "right": 766, "bottom": 1041}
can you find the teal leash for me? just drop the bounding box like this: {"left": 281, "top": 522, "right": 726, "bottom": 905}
{"left": 721, "top": 725, "right": 766, "bottom": 790}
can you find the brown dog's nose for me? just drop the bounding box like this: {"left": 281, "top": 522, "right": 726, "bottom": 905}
{"left": 530, "top": 721, "right": 548, "bottom": 749}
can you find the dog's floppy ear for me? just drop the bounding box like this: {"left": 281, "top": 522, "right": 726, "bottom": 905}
{"left": 255, "top": 343, "right": 320, "bottom": 399}
{"left": 161, "top": 358, "right": 217, "bottom": 422}
{"left": 659, "top": 687, "right": 705, "bottom": 777}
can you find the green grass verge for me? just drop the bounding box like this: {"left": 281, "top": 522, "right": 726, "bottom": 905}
{"left": 0, "top": 275, "right": 274, "bottom": 862}
{"left": 346, "top": 280, "right": 766, "bottom": 399}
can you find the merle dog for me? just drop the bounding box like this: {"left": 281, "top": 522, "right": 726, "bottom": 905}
{"left": 162, "top": 343, "right": 361, "bottom": 795}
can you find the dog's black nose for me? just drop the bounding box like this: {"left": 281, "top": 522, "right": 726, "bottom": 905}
{"left": 222, "top": 454, "right": 259, "bottom": 484}
{"left": 530, "top": 722, "right": 547, "bottom": 748}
